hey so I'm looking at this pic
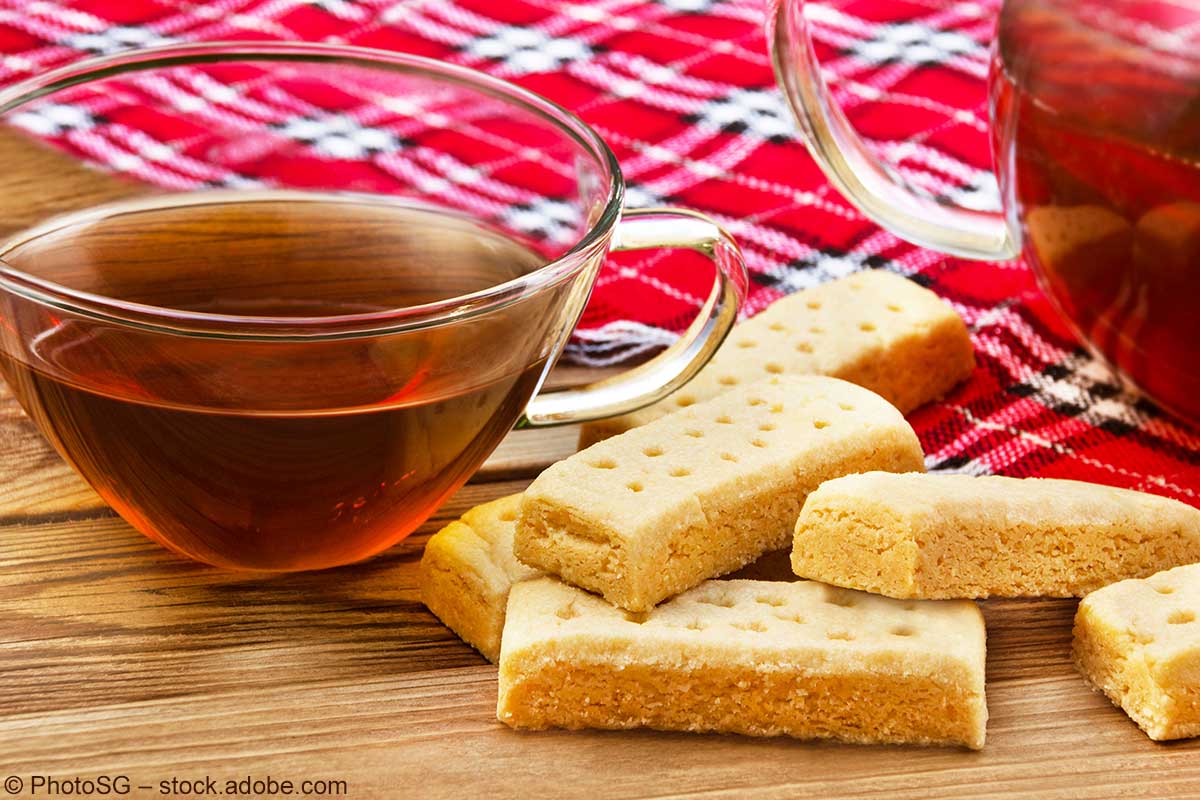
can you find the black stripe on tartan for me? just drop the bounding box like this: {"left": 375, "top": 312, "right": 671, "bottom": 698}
{"left": 928, "top": 453, "right": 974, "bottom": 471}
{"left": 971, "top": 312, "right": 1082, "bottom": 358}
{"left": 970, "top": 317, "right": 1068, "bottom": 374}
{"left": 1003, "top": 350, "right": 1200, "bottom": 462}
{"left": 914, "top": 290, "right": 1200, "bottom": 473}
{"left": 830, "top": 215, "right": 911, "bottom": 270}
{"left": 914, "top": 411, "right": 978, "bottom": 469}
{"left": 750, "top": 246, "right": 893, "bottom": 291}
{"left": 929, "top": 410, "right": 1064, "bottom": 476}
{"left": 1014, "top": 393, "right": 1200, "bottom": 478}
{"left": 923, "top": 387, "right": 1075, "bottom": 477}
{"left": 563, "top": 338, "right": 661, "bottom": 364}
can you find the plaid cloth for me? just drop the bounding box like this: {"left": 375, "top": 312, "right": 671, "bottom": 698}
{"left": 1, "top": 0, "right": 1198, "bottom": 504}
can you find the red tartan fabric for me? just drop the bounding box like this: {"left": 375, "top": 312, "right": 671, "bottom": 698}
{"left": 1, "top": 0, "right": 1198, "bottom": 504}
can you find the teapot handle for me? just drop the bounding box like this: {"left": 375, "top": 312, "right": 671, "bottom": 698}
{"left": 768, "top": 0, "right": 1020, "bottom": 260}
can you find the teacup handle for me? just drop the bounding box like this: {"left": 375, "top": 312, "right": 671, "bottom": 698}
{"left": 520, "top": 207, "right": 748, "bottom": 427}
{"left": 767, "top": 0, "right": 1019, "bottom": 260}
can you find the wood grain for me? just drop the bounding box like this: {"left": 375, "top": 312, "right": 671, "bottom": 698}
{"left": 4, "top": 377, "right": 1198, "bottom": 800}
{"left": 0, "top": 130, "right": 1195, "bottom": 799}
{"left": 0, "top": 130, "right": 144, "bottom": 241}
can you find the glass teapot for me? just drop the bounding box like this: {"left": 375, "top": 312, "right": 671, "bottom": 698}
{"left": 769, "top": 0, "right": 1200, "bottom": 424}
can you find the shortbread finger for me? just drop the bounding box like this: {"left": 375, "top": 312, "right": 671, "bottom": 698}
{"left": 497, "top": 577, "right": 988, "bottom": 749}
{"left": 579, "top": 270, "right": 973, "bottom": 448}
{"left": 792, "top": 472, "right": 1200, "bottom": 599}
{"left": 517, "top": 376, "right": 925, "bottom": 612}
{"left": 419, "top": 494, "right": 541, "bottom": 661}
{"left": 1074, "top": 563, "right": 1200, "bottom": 741}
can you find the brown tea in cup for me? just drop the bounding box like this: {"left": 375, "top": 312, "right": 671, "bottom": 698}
{"left": 0, "top": 45, "right": 748, "bottom": 571}
{"left": 0, "top": 193, "right": 552, "bottom": 571}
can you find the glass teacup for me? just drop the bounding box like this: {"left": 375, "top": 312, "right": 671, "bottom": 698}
{"left": 770, "top": 0, "right": 1200, "bottom": 424}
{"left": 0, "top": 43, "right": 747, "bottom": 571}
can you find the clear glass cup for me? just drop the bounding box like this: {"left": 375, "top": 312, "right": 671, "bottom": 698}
{"left": 769, "top": 0, "right": 1200, "bottom": 424}
{"left": 0, "top": 42, "right": 747, "bottom": 571}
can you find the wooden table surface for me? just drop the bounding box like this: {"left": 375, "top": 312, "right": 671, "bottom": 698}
{"left": 1, "top": 133, "right": 1198, "bottom": 800}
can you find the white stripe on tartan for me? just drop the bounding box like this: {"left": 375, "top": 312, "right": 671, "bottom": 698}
{"left": 1135, "top": 409, "right": 1200, "bottom": 450}
{"left": 0, "top": 7, "right": 99, "bottom": 42}
{"left": 387, "top": 2, "right": 481, "bottom": 48}
{"left": 831, "top": 76, "right": 988, "bottom": 131}
{"left": 959, "top": 291, "right": 1035, "bottom": 329}
{"left": 527, "top": 0, "right": 771, "bottom": 67}
{"left": 707, "top": 210, "right": 887, "bottom": 273}
{"left": 703, "top": 0, "right": 772, "bottom": 25}
{"left": 810, "top": 3, "right": 993, "bottom": 79}
{"left": 593, "top": 126, "right": 862, "bottom": 220}
{"left": 884, "top": 235, "right": 955, "bottom": 275}
{"left": 596, "top": 248, "right": 749, "bottom": 316}
{"left": 209, "top": 11, "right": 298, "bottom": 39}
{"left": 971, "top": 300, "right": 1080, "bottom": 367}
{"left": 130, "top": 74, "right": 270, "bottom": 133}
{"left": 243, "top": 0, "right": 332, "bottom": 26}
{"left": 259, "top": 83, "right": 331, "bottom": 118}
{"left": 599, "top": 52, "right": 743, "bottom": 101}
{"left": 567, "top": 14, "right": 774, "bottom": 121}
{"left": 562, "top": 321, "right": 680, "bottom": 367}
{"left": 272, "top": 72, "right": 580, "bottom": 184}
{"left": 166, "top": 14, "right": 289, "bottom": 42}
{"left": 172, "top": 69, "right": 284, "bottom": 122}
{"left": 408, "top": 147, "right": 542, "bottom": 206}
{"left": 874, "top": 138, "right": 995, "bottom": 188}
{"left": 965, "top": 350, "right": 1165, "bottom": 441}
{"left": 866, "top": 144, "right": 999, "bottom": 211}
{"left": 925, "top": 457, "right": 993, "bottom": 476}
{"left": 890, "top": 162, "right": 1000, "bottom": 212}
{"left": 160, "top": 67, "right": 438, "bottom": 167}
{"left": 261, "top": 76, "right": 551, "bottom": 181}
{"left": 372, "top": 151, "right": 510, "bottom": 219}
{"left": 609, "top": 258, "right": 708, "bottom": 309}
{"left": 299, "top": 0, "right": 372, "bottom": 22}
{"left": 379, "top": 0, "right": 431, "bottom": 25}
{"left": 931, "top": 399, "right": 1068, "bottom": 472}
{"left": 148, "top": 0, "right": 279, "bottom": 37}
{"left": 249, "top": 84, "right": 449, "bottom": 154}
{"left": 0, "top": 45, "right": 75, "bottom": 82}
{"left": 20, "top": 1, "right": 107, "bottom": 32}
{"left": 634, "top": 136, "right": 765, "bottom": 197}
{"left": 601, "top": 126, "right": 727, "bottom": 180}
{"left": 605, "top": 139, "right": 777, "bottom": 221}
{"left": 105, "top": 124, "right": 245, "bottom": 184}
{"left": 501, "top": 0, "right": 643, "bottom": 43}
{"left": 828, "top": 43, "right": 989, "bottom": 85}
{"left": 436, "top": 123, "right": 578, "bottom": 182}
{"left": 565, "top": 61, "right": 713, "bottom": 116}
{"left": 940, "top": 401, "right": 1199, "bottom": 500}
{"left": 62, "top": 129, "right": 200, "bottom": 191}
{"left": 1032, "top": 350, "right": 1200, "bottom": 450}
{"left": 971, "top": 320, "right": 1073, "bottom": 377}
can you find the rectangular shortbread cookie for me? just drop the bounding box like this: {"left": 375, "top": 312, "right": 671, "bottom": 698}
{"left": 578, "top": 270, "right": 974, "bottom": 448}
{"left": 497, "top": 577, "right": 988, "bottom": 749}
{"left": 791, "top": 472, "right": 1200, "bottom": 599}
{"left": 517, "top": 376, "right": 925, "bottom": 612}
{"left": 1073, "top": 563, "right": 1200, "bottom": 741}
{"left": 419, "top": 494, "right": 540, "bottom": 662}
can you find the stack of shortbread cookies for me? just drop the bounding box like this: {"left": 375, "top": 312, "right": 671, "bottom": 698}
{"left": 420, "top": 271, "right": 1200, "bottom": 749}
